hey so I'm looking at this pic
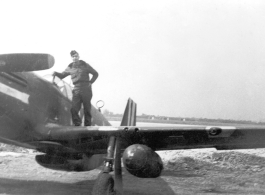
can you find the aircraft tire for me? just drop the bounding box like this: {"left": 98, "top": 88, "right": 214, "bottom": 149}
{"left": 92, "top": 172, "right": 115, "bottom": 195}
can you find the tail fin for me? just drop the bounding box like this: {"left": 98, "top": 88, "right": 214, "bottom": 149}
{"left": 120, "top": 98, "right": 137, "bottom": 126}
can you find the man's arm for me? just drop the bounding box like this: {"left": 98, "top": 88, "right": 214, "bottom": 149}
{"left": 86, "top": 63, "right": 98, "bottom": 84}
{"left": 89, "top": 70, "right": 98, "bottom": 84}
{"left": 53, "top": 67, "right": 71, "bottom": 79}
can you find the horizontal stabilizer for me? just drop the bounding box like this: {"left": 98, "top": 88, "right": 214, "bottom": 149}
{"left": 0, "top": 53, "right": 55, "bottom": 72}
{"left": 120, "top": 98, "right": 137, "bottom": 126}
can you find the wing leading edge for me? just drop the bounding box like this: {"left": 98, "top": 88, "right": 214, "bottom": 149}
{"left": 29, "top": 99, "right": 265, "bottom": 152}
{"left": 35, "top": 124, "right": 265, "bottom": 151}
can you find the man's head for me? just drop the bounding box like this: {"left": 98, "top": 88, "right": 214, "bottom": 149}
{"left": 70, "top": 50, "right": 79, "bottom": 62}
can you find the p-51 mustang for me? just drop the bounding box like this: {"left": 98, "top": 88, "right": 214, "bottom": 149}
{"left": 0, "top": 53, "right": 265, "bottom": 195}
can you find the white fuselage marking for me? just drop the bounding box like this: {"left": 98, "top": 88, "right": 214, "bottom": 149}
{"left": 0, "top": 82, "right": 29, "bottom": 104}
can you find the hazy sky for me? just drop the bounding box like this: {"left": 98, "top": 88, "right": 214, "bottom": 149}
{"left": 1, "top": 0, "right": 265, "bottom": 121}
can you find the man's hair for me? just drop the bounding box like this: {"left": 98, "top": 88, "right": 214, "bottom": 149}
{"left": 70, "top": 50, "right": 78, "bottom": 56}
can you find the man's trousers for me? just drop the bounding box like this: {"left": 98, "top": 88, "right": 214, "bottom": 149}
{"left": 71, "top": 85, "right": 92, "bottom": 126}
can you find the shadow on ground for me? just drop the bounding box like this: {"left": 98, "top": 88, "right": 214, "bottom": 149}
{"left": 123, "top": 170, "right": 176, "bottom": 195}
{"left": 0, "top": 178, "right": 94, "bottom": 195}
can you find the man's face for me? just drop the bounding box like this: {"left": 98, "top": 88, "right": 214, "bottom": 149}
{"left": 72, "top": 53, "right": 80, "bottom": 62}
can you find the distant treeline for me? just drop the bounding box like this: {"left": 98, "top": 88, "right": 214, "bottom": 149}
{"left": 103, "top": 112, "right": 265, "bottom": 126}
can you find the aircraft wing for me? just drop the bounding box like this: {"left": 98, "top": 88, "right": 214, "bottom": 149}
{"left": 37, "top": 124, "right": 265, "bottom": 151}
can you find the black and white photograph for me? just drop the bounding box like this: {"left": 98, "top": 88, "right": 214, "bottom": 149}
{"left": 0, "top": 0, "right": 265, "bottom": 194}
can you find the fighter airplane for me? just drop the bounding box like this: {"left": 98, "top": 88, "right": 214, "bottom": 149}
{"left": 0, "top": 53, "right": 265, "bottom": 195}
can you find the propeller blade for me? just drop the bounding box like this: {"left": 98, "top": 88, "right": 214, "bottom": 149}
{"left": 0, "top": 53, "right": 55, "bottom": 72}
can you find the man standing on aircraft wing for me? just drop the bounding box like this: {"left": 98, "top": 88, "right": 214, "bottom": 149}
{"left": 53, "top": 50, "right": 98, "bottom": 126}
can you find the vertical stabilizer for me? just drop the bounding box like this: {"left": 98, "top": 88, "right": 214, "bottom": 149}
{"left": 120, "top": 98, "right": 137, "bottom": 126}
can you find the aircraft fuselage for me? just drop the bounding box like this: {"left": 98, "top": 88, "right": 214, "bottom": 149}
{"left": 0, "top": 72, "right": 110, "bottom": 148}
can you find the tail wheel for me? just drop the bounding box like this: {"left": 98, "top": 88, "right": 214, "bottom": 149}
{"left": 92, "top": 172, "right": 115, "bottom": 195}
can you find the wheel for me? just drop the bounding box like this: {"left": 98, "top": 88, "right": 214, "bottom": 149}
{"left": 92, "top": 172, "right": 115, "bottom": 195}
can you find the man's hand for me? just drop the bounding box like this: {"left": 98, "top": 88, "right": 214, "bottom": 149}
{"left": 52, "top": 71, "right": 58, "bottom": 77}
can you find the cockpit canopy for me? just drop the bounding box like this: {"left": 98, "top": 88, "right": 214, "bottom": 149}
{"left": 43, "top": 74, "right": 73, "bottom": 100}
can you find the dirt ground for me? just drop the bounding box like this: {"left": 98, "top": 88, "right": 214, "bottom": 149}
{"left": 0, "top": 147, "right": 264, "bottom": 195}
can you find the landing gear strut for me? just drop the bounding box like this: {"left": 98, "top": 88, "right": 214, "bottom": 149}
{"left": 92, "top": 136, "right": 123, "bottom": 195}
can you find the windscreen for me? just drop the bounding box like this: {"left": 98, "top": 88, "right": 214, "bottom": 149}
{"left": 43, "top": 74, "right": 73, "bottom": 100}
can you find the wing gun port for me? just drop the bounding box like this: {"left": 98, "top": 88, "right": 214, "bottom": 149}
{"left": 123, "top": 127, "right": 140, "bottom": 133}
{"left": 208, "top": 127, "right": 222, "bottom": 136}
